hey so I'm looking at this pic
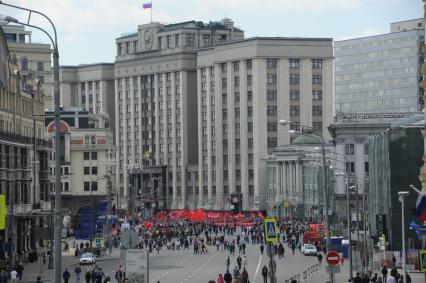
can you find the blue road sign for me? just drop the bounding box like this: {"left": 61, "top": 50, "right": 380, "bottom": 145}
{"left": 264, "top": 218, "right": 278, "bottom": 242}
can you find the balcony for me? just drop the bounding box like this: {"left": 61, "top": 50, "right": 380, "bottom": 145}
{"left": 0, "top": 131, "right": 52, "bottom": 148}
{"left": 41, "top": 201, "right": 51, "bottom": 211}
{"left": 12, "top": 204, "right": 32, "bottom": 214}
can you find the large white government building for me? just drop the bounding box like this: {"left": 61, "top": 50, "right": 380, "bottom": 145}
{"left": 114, "top": 19, "right": 333, "bottom": 210}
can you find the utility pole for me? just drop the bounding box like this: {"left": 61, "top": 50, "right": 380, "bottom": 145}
{"left": 356, "top": 184, "right": 360, "bottom": 274}
{"left": 347, "top": 177, "right": 353, "bottom": 282}
{"left": 398, "top": 191, "right": 409, "bottom": 283}
{"left": 321, "top": 144, "right": 333, "bottom": 283}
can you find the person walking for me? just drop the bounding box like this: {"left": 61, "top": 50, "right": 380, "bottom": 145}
{"left": 241, "top": 268, "right": 249, "bottom": 283}
{"left": 42, "top": 252, "right": 46, "bottom": 265}
{"left": 10, "top": 269, "right": 18, "bottom": 283}
{"left": 353, "top": 272, "right": 362, "bottom": 283}
{"left": 381, "top": 265, "right": 388, "bottom": 282}
{"left": 36, "top": 276, "right": 43, "bottom": 283}
{"left": 224, "top": 270, "right": 232, "bottom": 283}
{"left": 16, "top": 264, "right": 23, "bottom": 281}
{"left": 242, "top": 255, "right": 247, "bottom": 269}
{"left": 85, "top": 270, "right": 91, "bottom": 283}
{"left": 63, "top": 268, "right": 71, "bottom": 283}
{"left": 260, "top": 243, "right": 264, "bottom": 255}
{"left": 387, "top": 269, "right": 397, "bottom": 283}
{"left": 217, "top": 273, "right": 224, "bottom": 283}
{"left": 317, "top": 253, "right": 323, "bottom": 266}
{"left": 74, "top": 266, "right": 82, "bottom": 283}
{"left": 261, "top": 265, "right": 268, "bottom": 283}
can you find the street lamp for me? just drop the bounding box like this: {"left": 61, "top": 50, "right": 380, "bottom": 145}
{"left": 398, "top": 191, "right": 409, "bottom": 283}
{"left": 0, "top": 2, "right": 62, "bottom": 282}
{"left": 280, "top": 119, "right": 333, "bottom": 283}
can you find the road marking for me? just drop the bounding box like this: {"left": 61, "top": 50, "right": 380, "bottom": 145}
{"left": 253, "top": 254, "right": 263, "bottom": 282}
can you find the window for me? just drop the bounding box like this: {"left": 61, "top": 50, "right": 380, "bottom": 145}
{"left": 312, "top": 106, "right": 322, "bottom": 116}
{"left": 290, "top": 74, "right": 299, "bottom": 84}
{"left": 248, "top": 138, "right": 253, "bottom": 148}
{"left": 267, "top": 90, "right": 277, "bottom": 101}
{"left": 267, "top": 138, "right": 277, "bottom": 147}
{"left": 91, "top": 182, "right": 98, "bottom": 191}
{"left": 290, "top": 106, "right": 300, "bottom": 116}
{"left": 290, "top": 122, "right": 300, "bottom": 131}
{"left": 175, "top": 34, "right": 180, "bottom": 47}
{"left": 266, "top": 58, "right": 277, "bottom": 68}
{"left": 223, "top": 124, "right": 228, "bottom": 134}
{"left": 346, "top": 162, "right": 355, "bottom": 173}
{"left": 247, "top": 91, "right": 252, "bottom": 102}
{"left": 345, "top": 144, "right": 355, "bottom": 155}
{"left": 37, "top": 62, "right": 44, "bottom": 71}
{"left": 290, "top": 90, "right": 299, "bottom": 100}
{"left": 235, "top": 92, "right": 240, "bottom": 103}
{"left": 84, "top": 167, "right": 90, "bottom": 175}
{"left": 246, "top": 59, "right": 252, "bottom": 69}
{"left": 221, "top": 63, "right": 227, "bottom": 73}
{"left": 312, "top": 59, "right": 323, "bottom": 69}
{"left": 202, "top": 34, "right": 210, "bottom": 47}
{"left": 289, "top": 59, "right": 299, "bottom": 68}
{"left": 92, "top": 167, "right": 98, "bottom": 175}
{"left": 365, "top": 162, "right": 369, "bottom": 174}
{"left": 38, "top": 75, "right": 45, "bottom": 84}
{"left": 247, "top": 106, "right": 253, "bottom": 117}
{"left": 248, "top": 122, "right": 253, "bottom": 132}
{"left": 312, "top": 75, "right": 322, "bottom": 84}
{"left": 84, "top": 182, "right": 90, "bottom": 191}
{"left": 223, "top": 109, "right": 228, "bottom": 120}
{"left": 267, "top": 122, "right": 277, "bottom": 131}
{"left": 267, "top": 106, "right": 277, "bottom": 116}
{"left": 234, "top": 61, "right": 239, "bottom": 71}
{"left": 235, "top": 108, "right": 240, "bottom": 118}
{"left": 21, "top": 58, "right": 28, "bottom": 71}
{"left": 166, "top": 35, "right": 171, "bottom": 48}
{"left": 223, "top": 155, "right": 228, "bottom": 166}
{"left": 313, "top": 90, "right": 322, "bottom": 100}
{"left": 267, "top": 74, "right": 277, "bottom": 84}
{"left": 235, "top": 123, "right": 240, "bottom": 134}
{"left": 235, "top": 139, "right": 240, "bottom": 150}
{"left": 364, "top": 143, "right": 369, "bottom": 154}
{"left": 234, "top": 77, "right": 240, "bottom": 87}
{"left": 222, "top": 78, "right": 227, "bottom": 89}
{"left": 313, "top": 122, "right": 322, "bottom": 131}
{"left": 84, "top": 152, "right": 90, "bottom": 160}
{"left": 247, "top": 75, "right": 252, "bottom": 86}
{"left": 91, "top": 152, "right": 97, "bottom": 160}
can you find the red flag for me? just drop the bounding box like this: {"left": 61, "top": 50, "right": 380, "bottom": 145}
{"left": 258, "top": 211, "right": 265, "bottom": 219}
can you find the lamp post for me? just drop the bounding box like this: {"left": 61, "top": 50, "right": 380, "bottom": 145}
{"left": 0, "top": 3, "right": 62, "bottom": 282}
{"left": 279, "top": 119, "right": 333, "bottom": 283}
{"left": 398, "top": 191, "right": 409, "bottom": 283}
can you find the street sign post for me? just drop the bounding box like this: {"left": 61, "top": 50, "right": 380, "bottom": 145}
{"left": 264, "top": 218, "right": 278, "bottom": 283}
{"left": 264, "top": 218, "right": 278, "bottom": 243}
{"left": 326, "top": 251, "right": 340, "bottom": 266}
{"left": 326, "top": 265, "right": 341, "bottom": 274}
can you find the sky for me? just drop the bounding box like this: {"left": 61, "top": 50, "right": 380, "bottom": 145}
{"left": 1, "top": 0, "right": 423, "bottom": 65}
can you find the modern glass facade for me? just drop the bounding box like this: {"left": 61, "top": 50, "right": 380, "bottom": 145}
{"left": 335, "top": 29, "right": 424, "bottom": 114}
{"left": 369, "top": 127, "right": 423, "bottom": 250}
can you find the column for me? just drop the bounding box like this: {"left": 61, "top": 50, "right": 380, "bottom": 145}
{"left": 130, "top": 77, "right": 135, "bottom": 166}
{"left": 154, "top": 75, "right": 160, "bottom": 164}
{"left": 180, "top": 71, "right": 188, "bottom": 208}
{"left": 252, "top": 58, "right": 267, "bottom": 210}
{"left": 299, "top": 59, "right": 313, "bottom": 129}
{"left": 92, "top": 81, "right": 97, "bottom": 114}
{"left": 197, "top": 69, "right": 204, "bottom": 207}
{"left": 206, "top": 68, "right": 213, "bottom": 208}
{"left": 295, "top": 160, "right": 301, "bottom": 204}
{"left": 227, "top": 62, "right": 236, "bottom": 195}
{"left": 322, "top": 59, "right": 333, "bottom": 142}
{"left": 123, "top": 78, "right": 128, "bottom": 206}
{"left": 171, "top": 73, "right": 177, "bottom": 208}
{"left": 214, "top": 65, "right": 224, "bottom": 210}
{"left": 114, "top": 79, "right": 121, "bottom": 204}
{"left": 289, "top": 161, "right": 294, "bottom": 197}
{"left": 77, "top": 82, "right": 82, "bottom": 107}
{"left": 277, "top": 58, "right": 290, "bottom": 145}
{"left": 99, "top": 80, "right": 104, "bottom": 114}
{"left": 239, "top": 61, "right": 249, "bottom": 211}
{"left": 162, "top": 74, "right": 168, "bottom": 207}
{"left": 137, "top": 76, "right": 143, "bottom": 163}
{"left": 85, "top": 82, "right": 89, "bottom": 111}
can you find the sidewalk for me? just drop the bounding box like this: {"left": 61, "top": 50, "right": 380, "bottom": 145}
{"left": 20, "top": 246, "right": 120, "bottom": 283}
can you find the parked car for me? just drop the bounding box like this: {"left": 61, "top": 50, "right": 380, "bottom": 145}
{"left": 79, "top": 252, "right": 96, "bottom": 265}
{"left": 301, "top": 244, "right": 309, "bottom": 254}
{"left": 304, "top": 245, "right": 318, "bottom": 256}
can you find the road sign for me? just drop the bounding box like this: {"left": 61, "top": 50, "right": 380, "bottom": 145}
{"left": 264, "top": 218, "right": 278, "bottom": 243}
{"left": 326, "top": 265, "right": 341, "bottom": 274}
{"left": 326, "top": 251, "right": 340, "bottom": 266}
{"left": 419, "top": 250, "right": 426, "bottom": 272}
{"left": 121, "top": 230, "right": 139, "bottom": 249}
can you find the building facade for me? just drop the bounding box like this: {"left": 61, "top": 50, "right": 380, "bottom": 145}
{"left": 0, "top": 27, "right": 52, "bottom": 263}
{"left": 2, "top": 25, "right": 53, "bottom": 109}
{"left": 114, "top": 19, "right": 244, "bottom": 209}
{"left": 335, "top": 19, "right": 424, "bottom": 114}
{"left": 59, "top": 63, "right": 115, "bottom": 130}
{"left": 44, "top": 110, "right": 114, "bottom": 215}
{"left": 197, "top": 38, "right": 333, "bottom": 210}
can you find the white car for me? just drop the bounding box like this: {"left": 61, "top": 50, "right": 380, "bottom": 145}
{"left": 301, "top": 244, "right": 309, "bottom": 254}
{"left": 303, "top": 245, "right": 318, "bottom": 256}
{"left": 79, "top": 252, "right": 96, "bottom": 265}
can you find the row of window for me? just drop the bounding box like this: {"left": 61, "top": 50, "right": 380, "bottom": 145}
{"left": 344, "top": 143, "right": 369, "bottom": 155}
{"left": 201, "top": 169, "right": 256, "bottom": 181}
{"left": 289, "top": 106, "right": 323, "bottom": 116}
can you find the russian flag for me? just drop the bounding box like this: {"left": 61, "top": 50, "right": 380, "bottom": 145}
{"left": 412, "top": 185, "right": 426, "bottom": 221}
{"left": 143, "top": 2, "right": 152, "bottom": 9}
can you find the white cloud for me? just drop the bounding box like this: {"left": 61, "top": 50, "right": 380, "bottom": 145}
{"left": 336, "top": 27, "right": 388, "bottom": 41}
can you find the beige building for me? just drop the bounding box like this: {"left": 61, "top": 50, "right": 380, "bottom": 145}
{"left": 114, "top": 19, "right": 244, "bottom": 209}
{"left": 197, "top": 38, "right": 333, "bottom": 210}
{"left": 44, "top": 109, "right": 114, "bottom": 213}
{"left": 59, "top": 63, "right": 115, "bottom": 130}
{"left": 0, "top": 26, "right": 52, "bottom": 263}
{"left": 2, "top": 24, "right": 53, "bottom": 109}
